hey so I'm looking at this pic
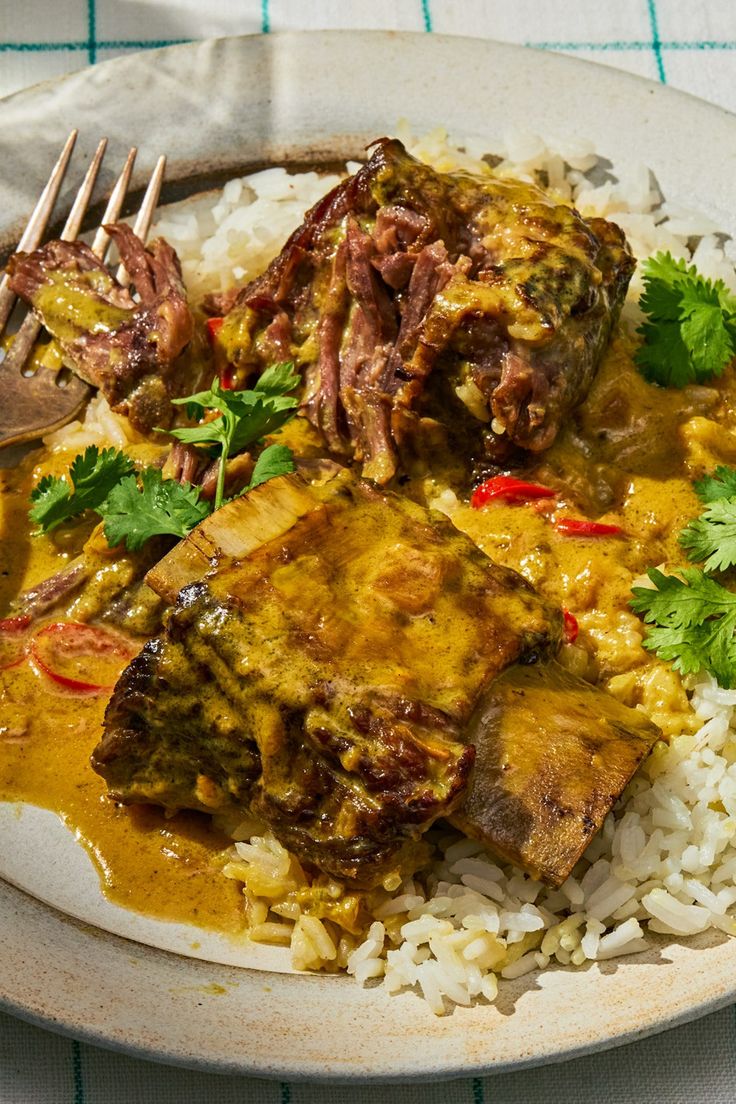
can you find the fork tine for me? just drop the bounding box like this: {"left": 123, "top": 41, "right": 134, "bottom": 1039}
{"left": 59, "top": 137, "right": 108, "bottom": 241}
{"left": 132, "top": 154, "right": 166, "bottom": 241}
{"left": 116, "top": 154, "right": 166, "bottom": 286}
{"left": 91, "top": 146, "right": 137, "bottom": 260}
{"left": 2, "top": 138, "right": 108, "bottom": 377}
{"left": 0, "top": 128, "right": 78, "bottom": 336}
{"left": 0, "top": 144, "right": 169, "bottom": 450}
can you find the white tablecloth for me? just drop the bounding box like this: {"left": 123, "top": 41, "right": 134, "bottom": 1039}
{"left": 2, "top": 2, "right": 736, "bottom": 1101}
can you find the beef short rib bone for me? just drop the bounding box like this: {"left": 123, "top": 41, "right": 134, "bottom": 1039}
{"left": 93, "top": 468, "right": 658, "bottom": 887}
{"left": 212, "top": 139, "right": 635, "bottom": 482}
{"left": 453, "top": 660, "right": 659, "bottom": 884}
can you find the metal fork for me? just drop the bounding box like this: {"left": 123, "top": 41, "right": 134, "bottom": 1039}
{"left": 0, "top": 132, "right": 166, "bottom": 449}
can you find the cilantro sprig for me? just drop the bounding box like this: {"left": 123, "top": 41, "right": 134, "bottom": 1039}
{"left": 29, "top": 365, "right": 299, "bottom": 552}
{"left": 635, "top": 253, "right": 736, "bottom": 388}
{"left": 30, "top": 451, "right": 210, "bottom": 551}
{"left": 169, "top": 363, "right": 300, "bottom": 510}
{"left": 29, "top": 446, "right": 134, "bottom": 532}
{"left": 692, "top": 465, "right": 736, "bottom": 504}
{"left": 631, "top": 568, "right": 736, "bottom": 689}
{"left": 100, "top": 469, "right": 210, "bottom": 552}
{"left": 631, "top": 465, "right": 736, "bottom": 685}
{"left": 679, "top": 500, "right": 736, "bottom": 574}
{"left": 678, "top": 464, "right": 736, "bottom": 575}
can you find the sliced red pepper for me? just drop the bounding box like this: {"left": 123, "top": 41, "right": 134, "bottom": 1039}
{"left": 0, "top": 615, "right": 33, "bottom": 671}
{"left": 219, "top": 363, "right": 238, "bottom": 391}
{"left": 554, "top": 517, "right": 623, "bottom": 537}
{"left": 30, "top": 621, "right": 137, "bottom": 695}
{"left": 471, "top": 475, "right": 557, "bottom": 509}
{"left": 206, "top": 317, "right": 239, "bottom": 390}
{"left": 562, "top": 609, "right": 579, "bottom": 644}
{"left": 0, "top": 616, "right": 31, "bottom": 630}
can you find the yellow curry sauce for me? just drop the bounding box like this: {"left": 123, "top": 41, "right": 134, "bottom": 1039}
{"left": 0, "top": 447, "right": 245, "bottom": 933}
{"left": 2, "top": 333, "right": 736, "bottom": 933}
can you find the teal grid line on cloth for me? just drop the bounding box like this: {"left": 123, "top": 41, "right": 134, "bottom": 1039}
{"left": 2, "top": 0, "right": 736, "bottom": 105}
{"left": 5, "top": 1004, "right": 736, "bottom": 1102}
{"left": 646, "top": 0, "right": 666, "bottom": 81}
{"left": 1, "top": 2, "right": 736, "bottom": 1102}
{"left": 86, "top": 0, "right": 95, "bottom": 63}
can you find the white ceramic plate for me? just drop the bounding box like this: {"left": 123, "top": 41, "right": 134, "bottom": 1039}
{"left": 2, "top": 30, "right": 736, "bottom": 1082}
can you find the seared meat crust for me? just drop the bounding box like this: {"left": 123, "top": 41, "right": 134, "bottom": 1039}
{"left": 93, "top": 468, "right": 560, "bottom": 885}
{"left": 7, "top": 223, "right": 194, "bottom": 432}
{"left": 92, "top": 468, "right": 659, "bottom": 888}
{"left": 212, "top": 139, "right": 635, "bottom": 482}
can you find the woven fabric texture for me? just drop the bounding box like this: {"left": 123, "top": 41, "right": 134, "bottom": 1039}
{"left": 2, "top": 0, "right": 736, "bottom": 107}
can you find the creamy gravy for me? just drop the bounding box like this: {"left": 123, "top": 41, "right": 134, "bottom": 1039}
{"left": 2, "top": 335, "right": 736, "bottom": 931}
{"left": 0, "top": 455, "right": 244, "bottom": 933}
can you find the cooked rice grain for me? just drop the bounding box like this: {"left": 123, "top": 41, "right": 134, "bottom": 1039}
{"left": 110, "top": 126, "right": 736, "bottom": 1013}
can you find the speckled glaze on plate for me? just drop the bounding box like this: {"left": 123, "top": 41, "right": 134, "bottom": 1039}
{"left": 1, "top": 30, "right": 736, "bottom": 1083}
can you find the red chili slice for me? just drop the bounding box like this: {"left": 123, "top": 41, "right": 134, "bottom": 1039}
{"left": 562, "top": 609, "right": 579, "bottom": 644}
{"left": 30, "top": 621, "right": 137, "bottom": 695}
{"left": 471, "top": 475, "right": 557, "bottom": 509}
{"left": 0, "top": 615, "right": 33, "bottom": 671}
{"left": 206, "top": 317, "right": 239, "bottom": 390}
{"left": 553, "top": 517, "right": 624, "bottom": 537}
{"left": 219, "top": 363, "right": 238, "bottom": 391}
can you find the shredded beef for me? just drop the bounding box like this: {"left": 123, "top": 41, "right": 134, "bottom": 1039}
{"left": 214, "top": 138, "right": 635, "bottom": 482}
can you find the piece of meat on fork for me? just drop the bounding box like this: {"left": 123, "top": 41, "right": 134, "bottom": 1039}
{"left": 0, "top": 130, "right": 195, "bottom": 446}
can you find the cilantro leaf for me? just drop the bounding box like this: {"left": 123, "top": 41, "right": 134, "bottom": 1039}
{"left": 254, "top": 362, "right": 301, "bottom": 397}
{"left": 229, "top": 391, "right": 299, "bottom": 455}
{"left": 99, "top": 469, "right": 210, "bottom": 552}
{"left": 635, "top": 252, "right": 736, "bottom": 388}
{"left": 680, "top": 296, "right": 734, "bottom": 378}
{"left": 29, "top": 446, "right": 134, "bottom": 532}
{"left": 247, "top": 444, "right": 295, "bottom": 491}
{"left": 680, "top": 500, "right": 736, "bottom": 573}
{"left": 635, "top": 317, "right": 694, "bottom": 388}
{"left": 29, "top": 367, "right": 300, "bottom": 551}
{"left": 630, "top": 567, "right": 736, "bottom": 688}
{"left": 29, "top": 474, "right": 74, "bottom": 532}
{"left": 693, "top": 465, "right": 736, "bottom": 504}
{"left": 169, "top": 366, "right": 299, "bottom": 510}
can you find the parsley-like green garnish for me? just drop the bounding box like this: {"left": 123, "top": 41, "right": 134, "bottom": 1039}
{"left": 679, "top": 465, "right": 736, "bottom": 574}
{"left": 693, "top": 465, "right": 736, "bottom": 504}
{"left": 169, "top": 364, "right": 300, "bottom": 510}
{"left": 29, "top": 446, "right": 134, "bottom": 533}
{"left": 29, "top": 367, "right": 299, "bottom": 551}
{"left": 246, "top": 443, "right": 296, "bottom": 492}
{"left": 99, "top": 468, "right": 210, "bottom": 552}
{"left": 631, "top": 466, "right": 736, "bottom": 684}
{"left": 680, "top": 500, "right": 736, "bottom": 574}
{"left": 631, "top": 567, "right": 736, "bottom": 689}
{"left": 635, "top": 253, "right": 736, "bottom": 388}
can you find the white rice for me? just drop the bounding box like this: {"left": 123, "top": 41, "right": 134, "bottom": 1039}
{"left": 343, "top": 674, "right": 736, "bottom": 1009}
{"left": 67, "top": 125, "right": 736, "bottom": 1012}
{"left": 152, "top": 120, "right": 736, "bottom": 326}
{"left": 153, "top": 166, "right": 345, "bottom": 301}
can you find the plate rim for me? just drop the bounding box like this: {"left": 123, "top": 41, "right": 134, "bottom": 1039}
{"left": 4, "top": 881, "right": 736, "bottom": 1083}
{"left": 2, "top": 28, "right": 736, "bottom": 1082}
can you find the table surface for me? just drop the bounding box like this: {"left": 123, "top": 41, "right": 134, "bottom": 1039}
{"left": 2, "top": 2, "right": 736, "bottom": 1101}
